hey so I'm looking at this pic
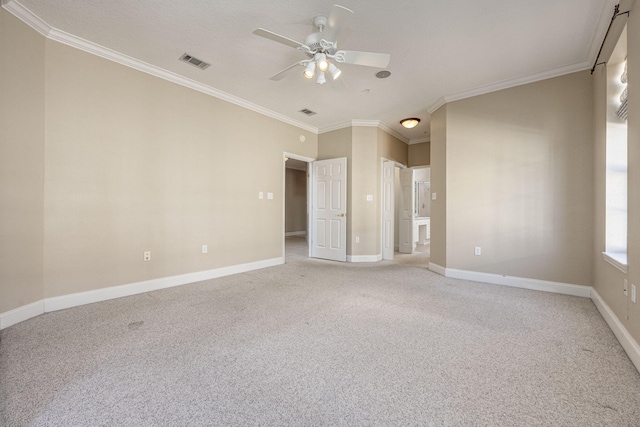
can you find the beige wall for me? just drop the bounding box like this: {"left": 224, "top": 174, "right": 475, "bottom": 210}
{"left": 285, "top": 168, "right": 307, "bottom": 234}
{"left": 378, "top": 128, "right": 408, "bottom": 166}
{"left": 432, "top": 71, "right": 594, "bottom": 286}
{"left": 430, "top": 106, "right": 447, "bottom": 267}
{"left": 0, "top": 10, "right": 45, "bottom": 313}
{"left": 0, "top": 9, "right": 318, "bottom": 313}
{"left": 408, "top": 142, "right": 430, "bottom": 167}
{"left": 42, "top": 41, "right": 317, "bottom": 298}
{"left": 594, "top": 10, "right": 640, "bottom": 344}
{"left": 319, "top": 126, "right": 408, "bottom": 258}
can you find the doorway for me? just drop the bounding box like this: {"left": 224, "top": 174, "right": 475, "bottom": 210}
{"left": 283, "top": 153, "right": 312, "bottom": 261}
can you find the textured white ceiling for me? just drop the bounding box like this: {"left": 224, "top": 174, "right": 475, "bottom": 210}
{"left": 8, "top": 0, "right": 616, "bottom": 142}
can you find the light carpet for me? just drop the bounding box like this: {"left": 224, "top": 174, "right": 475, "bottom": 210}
{"left": 1, "top": 237, "right": 639, "bottom": 426}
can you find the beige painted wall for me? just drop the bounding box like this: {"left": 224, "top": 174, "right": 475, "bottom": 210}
{"left": 351, "top": 126, "right": 379, "bottom": 256}
{"left": 408, "top": 142, "right": 430, "bottom": 167}
{"left": 378, "top": 128, "right": 408, "bottom": 166}
{"left": 594, "top": 10, "right": 640, "bottom": 344}
{"left": 285, "top": 168, "right": 307, "bottom": 234}
{"left": 0, "top": 10, "right": 45, "bottom": 313}
{"left": 0, "top": 11, "right": 318, "bottom": 312}
{"left": 627, "top": 4, "right": 640, "bottom": 344}
{"left": 318, "top": 126, "right": 407, "bottom": 258}
{"left": 430, "top": 106, "right": 447, "bottom": 267}
{"left": 444, "top": 71, "right": 593, "bottom": 285}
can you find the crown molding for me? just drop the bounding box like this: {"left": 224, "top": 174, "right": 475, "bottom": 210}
{"left": 2, "top": 0, "right": 50, "bottom": 36}
{"left": 427, "top": 97, "right": 446, "bottom": 115}
{"left": 2, "top": 0, "right": 319, "bottom": 134}
{"left": 318, "top": 121, "right": 353, "bottom": 134}
{"left": 427, "top": 61, "right": 591, "bottom": 114}
{"left": 318, "top": 120, "right": 411, "bottom": 145}
{"left": 378, "top": 122, "right": 410, "bottom": 144}
{"left": 351, "top": 119, "right": 380, "bottom": 127}
{"left": 408, "top": 137, "right": 430, "bottom": 145}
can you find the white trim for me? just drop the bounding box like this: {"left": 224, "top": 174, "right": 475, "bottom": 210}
{"left": 285, "top": 231, "right": 306, "bottom": 237}
{"left": 427, "top": 97, "right": 447, "bottom": 115}
{"left": 602, "top": 252, "right": 628, "bottom": 274}
{"left": 347, "top": 254, "right": 382, "bottom": 263}
{"left": 318, "top": 120, "right": 353, "bottom": 134}
{"left": 2, "top": 0, "right": 50, "bottom": 36}
{"left": 378, "top": 122, "right": 410, "bottom": 144}
{"left": 408, "top": 137, "right": 430, "bottom": 145}
{"left": 428, "top": 264, "right": 591, "bottom": 298}
{"left": 591, "top": 288, "right": 640, "bottom": 373}
{"left": 44, "top": 257, "right": 283, "bottom": 312}
{"left": 318, "top": 120, "right": 411, "bottom": 145}
{"left": 428, "top": 262, "right": 446, "bottom": 276}
{"left": 0, "top": 258, "right": 284, "bottom": 329}
{"left": 427, "top": 61, "right": 591, "bottom": 114}
{"left": 1, "top": 1, "right": 317, "bottom": 135}
{"left": 0, "top": 300, "right": 45, "bottom": 330}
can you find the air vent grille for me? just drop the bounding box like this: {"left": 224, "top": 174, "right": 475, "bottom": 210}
{"left": 179, "top": 53, "right": 210, "bottom": 70}
{"left": 299, "top": 108, "right": 317, "bottom": 116}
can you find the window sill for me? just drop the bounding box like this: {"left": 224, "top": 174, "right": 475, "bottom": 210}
{"left": 602, "top": 252, "right": 628, "bottom": 274}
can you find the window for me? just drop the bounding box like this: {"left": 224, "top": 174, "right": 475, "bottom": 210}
{"left": 604, "top": 27, "right": 628, "bottom": 273}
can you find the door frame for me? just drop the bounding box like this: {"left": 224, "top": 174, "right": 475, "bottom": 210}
{"left": 283, "top": 152, "right": 315, "bottom": 260}
{"left": 380, "top": 158, "right": 407, "bottom": 260}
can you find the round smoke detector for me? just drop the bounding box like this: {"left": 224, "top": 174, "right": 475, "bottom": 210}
{"left": 375, "top": 70, "right": 391, "bottom": 79}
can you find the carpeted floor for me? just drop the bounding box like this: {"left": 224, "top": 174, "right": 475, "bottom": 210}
{"left": 1, "top": 237, "right": 639, "bottom": 426}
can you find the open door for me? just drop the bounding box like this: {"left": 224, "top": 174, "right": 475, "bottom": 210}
{"left": 310, "top": 158, "right": 347, "bottom": 262}
{"left": 382, "top": 161, "right": 395, "bottom": 260}
{"left": 399, "top": 168, "right": 415, "bottom": 253}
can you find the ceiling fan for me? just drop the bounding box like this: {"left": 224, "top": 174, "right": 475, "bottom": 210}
{"left": 253, "top": 5, "right": 391, "bottom": 84}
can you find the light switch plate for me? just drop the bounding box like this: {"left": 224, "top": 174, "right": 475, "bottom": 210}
{"left": 632, "top": 284, "right": 637, "bottom": 303}
{"left": 267, "top": 192, "right": 273, "bottom": 200}
{"left": 366, "top": 195, "right": 373, "bottom": 201}
{"left": 259, "top": 191, "right": 264, "bottom": 199}
{"left": 432, "top": 192, "right": 437, "bottom": 200}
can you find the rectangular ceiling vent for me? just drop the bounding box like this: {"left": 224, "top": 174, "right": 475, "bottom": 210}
{"left": 179, "top": 53, "right": 210, "bottom": 70}
{"left": 299, "top": 108, "right": 317, "bottom": 116}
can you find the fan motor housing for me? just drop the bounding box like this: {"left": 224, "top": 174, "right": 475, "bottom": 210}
{"left": 304, "top": 32, "right": 337, "bottom": 54}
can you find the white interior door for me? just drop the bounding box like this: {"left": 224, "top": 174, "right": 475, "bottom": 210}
{"left": 382, "top": 161, "right": 395, "bottom": 260}
{"left": 311, "top": 158, "right": 347, "bottom": 262}
{"left": 399, "top": 168, "right": 415, "bottom": 253}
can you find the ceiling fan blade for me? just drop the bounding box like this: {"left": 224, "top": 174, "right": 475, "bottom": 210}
{"left": 323, "top": 5, "right": 354, "bottom": 43}
{"left": 253, "top": 28, "right": 304, "bottom": 49}
{"left": 269, "top": 62, "right": 305, "bottom": 81}
{"left": 338, "top": 50, "right": 390, "bottom": 68}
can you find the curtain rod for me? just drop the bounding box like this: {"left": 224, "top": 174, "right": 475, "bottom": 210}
{"left": 591, "top": 4, "right": 630, "bottom": 74}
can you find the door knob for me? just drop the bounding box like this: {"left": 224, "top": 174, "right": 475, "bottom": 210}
{"left": 337, "top": 213, "right": 345, "bottom": 217}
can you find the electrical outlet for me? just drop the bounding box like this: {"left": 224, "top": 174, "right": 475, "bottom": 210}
{"left": 202, "top": 245, "right": 208, "bottom": 254}
{"left": 366, "top": 195, "right": 373, "bottom": 201}
{"left": 474, "top": 246, "right": 481, "bottom": 256}
{"left": 632, "top": 284, "right": 637, "bottom": 304}
{"left": 267, "top": 192, "right": 273, "bottom": 200}
{"left": 624, "top": 279, "right": 628, "bottom": 296}
{"left": 355, "top": 236, "right": 360, "bottom": 243}
{"left": 143, "top": 251, "right": 151, "bottom": 261}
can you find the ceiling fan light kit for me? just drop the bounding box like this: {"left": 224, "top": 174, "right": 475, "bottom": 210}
{"left": 253, "top": 5, "right": 390, "bottom": 85}
{"left": 401, "top": 118, "right": 421, "bottom": 129}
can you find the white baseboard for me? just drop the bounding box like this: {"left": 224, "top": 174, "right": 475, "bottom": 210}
{"left": 285, "top": 231, "right": 306, "bottom": 237}
{"left": 1, "top": 257, "right": 284, "bottom": 329}
{"left": 591, "top": 289, "right": 640, "bottom": 373}
{"left": 429, "top": 264, "right": 591, "bottom": 298}
{"left": 347, "top": 254, "right": 382, "bottom": 263}
{"left": 428, "top": 262, "right": 446, "bottom": 276}
{"left": 0, "top": 300, "right": 45, "bottom": 330}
